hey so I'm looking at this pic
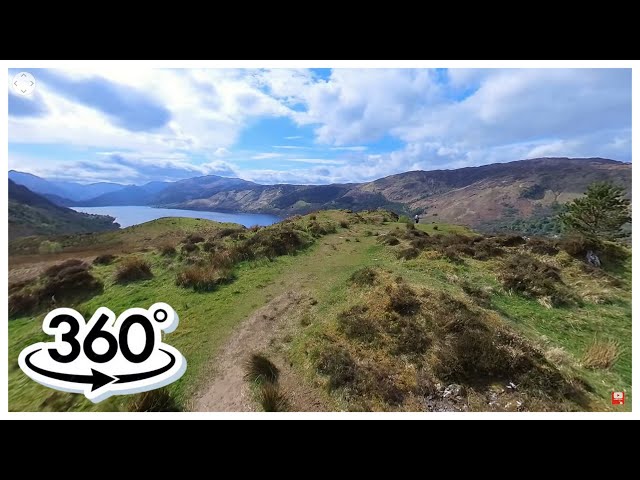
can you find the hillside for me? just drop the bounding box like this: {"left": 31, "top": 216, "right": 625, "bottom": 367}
{"left": 8, "top": 180, "right": 120, "bottom": 240}
{"left": 360, "top": 157, "right": 631, "bottom": 228}
{"left": 170, "top": 158, "right": 631, "bottom": 226}
{"left": 14, "top": 157, "right": 626, "bottom": 228}
{"left": 8, "top": 211, "right": 631, "bottom": 412}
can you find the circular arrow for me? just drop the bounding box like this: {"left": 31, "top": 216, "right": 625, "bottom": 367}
{"left": 24, "top": 348, "right": 177, "bottom": 391}
{"left": 25, "top": 348, "right": 115, "bottom": 392}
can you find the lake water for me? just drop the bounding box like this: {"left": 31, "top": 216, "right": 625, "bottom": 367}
{"left": 71, "top": 206, "right": 282, "bottom": 228}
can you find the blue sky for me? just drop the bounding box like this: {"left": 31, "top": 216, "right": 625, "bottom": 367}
{"left": 8, "top": 68, "right": 631, "bottom": 185}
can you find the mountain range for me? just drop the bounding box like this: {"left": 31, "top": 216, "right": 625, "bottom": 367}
{"left": 8, "top": 157, "right": 632, "bottom": 231}
{"left": 8, "top": 180, "right": 120, "bottom": 240}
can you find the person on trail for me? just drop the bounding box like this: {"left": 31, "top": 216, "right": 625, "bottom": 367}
{"left": 414, "top": 214, "right": 420, "bottom": 224}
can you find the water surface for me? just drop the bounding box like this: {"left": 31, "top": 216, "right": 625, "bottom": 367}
{"left": 72, "top": 205, "right": 281, "bottom": 228}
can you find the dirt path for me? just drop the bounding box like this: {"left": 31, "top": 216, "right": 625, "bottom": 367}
{"left": 192, "top": 290, "right": 327, "bottom": 412}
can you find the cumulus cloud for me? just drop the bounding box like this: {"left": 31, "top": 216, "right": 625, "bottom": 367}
{"left": 8, "top": 67, "right": 631, "bottom": 185}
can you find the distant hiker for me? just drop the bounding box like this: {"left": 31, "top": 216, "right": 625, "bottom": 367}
{"left": 414, "top": 214, "right": 420, "bottom": 224}
{"left": 586, "top": 250, "right": 601, "bottom": 268}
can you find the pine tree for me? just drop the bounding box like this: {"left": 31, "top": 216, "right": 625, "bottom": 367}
{"left": 558, "top": 182, "right": 631, "bottom": 241}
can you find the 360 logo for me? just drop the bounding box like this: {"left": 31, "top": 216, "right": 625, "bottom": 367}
{"left": 18, "top": 303, "right": 187, "bottom": 403}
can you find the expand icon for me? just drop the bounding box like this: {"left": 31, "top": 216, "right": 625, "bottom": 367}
{"left": 18, "top": 303, "right": 187, "bottom": 403}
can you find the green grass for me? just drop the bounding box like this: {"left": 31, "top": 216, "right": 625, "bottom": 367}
{"left": 9, "top": 217, "right": 244, "bottom": 257}
{"left": 8, "top": 215, "right": 632, "bottom": 412}
{"left": 9, "top": 247, "right": 305, "bottom": 411}
{"left": 9, "top": 211, "right": 374, "bottom": 411}
{"left": 287, "top": 221, "right": 631, "bottom": 411}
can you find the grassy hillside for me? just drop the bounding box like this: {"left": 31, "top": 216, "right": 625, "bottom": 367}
{"left": 8, "top": 211, "right": 631, "bottom": 412}
{"left": 160, "top": 158, "right": 631, "bottom": 227}
{"left": 355, "top": 158, "right": 631, "bottom": 228}
{"left": 8, "top": 180, "right": 119, "bottom": 240}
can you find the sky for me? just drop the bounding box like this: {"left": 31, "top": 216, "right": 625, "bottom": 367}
{"left": 8, "top": 67, "right": 632, "bottom": 186}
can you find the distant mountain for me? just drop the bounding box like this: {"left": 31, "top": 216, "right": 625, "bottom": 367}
{"left": 9, "top": 170, "right": 126, "bottom": 201}
{"left": 156, "top": 158, "right": 631, "bottom": 227}
{"left": 8, "top": 180, "right": 120, "bottom": 240}
{"left": 152, "top": 175, "right": 258, "bottom": 205}
{"left": 76, "top": 181, "right": 171, "bottom": 206}
{"left": 9, "top": 157, "right": 632, "bottom": 230}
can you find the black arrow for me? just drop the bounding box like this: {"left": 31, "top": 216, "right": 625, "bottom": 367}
{"left": 30, "top": 81, "right": 34, "bottom": 86}
{"left": 14, "top": 81, "right": 17, "bottom": 86}
{"left": 24, "top": 349, "right": 116, "bottom": 391}
{"left": 21, "top": 73, "right": 26, "bottom": 77}
{"left": 21, "top": 89, "right": 26, "bottom": 93}
{"left": 114, "top": 348, "right": 176, "bottom": 384}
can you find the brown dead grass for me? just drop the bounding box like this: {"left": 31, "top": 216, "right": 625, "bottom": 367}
{"left": 311, "top": 270, "right": 583, "bottom": 411}
{"left": 582, "top": 339, "right": 620, "bottom": 369}
{"left": 114, "top": 257, "right": 153, "bottom": 283}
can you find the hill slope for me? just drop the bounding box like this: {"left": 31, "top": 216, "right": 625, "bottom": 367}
{"left": 10, "top": 158, "right": 631, "bottom": 228}
{"left": 160, "top": 158, "right": 631, "bottom": 223}
{"left": 8, "top": 211, "right": 631, "bottom": 412}
{"left": 8, "top": 180, "right": 120, "bottom": 240}
{"left": 355, "top": 157, "right": 631, "bottom": 227}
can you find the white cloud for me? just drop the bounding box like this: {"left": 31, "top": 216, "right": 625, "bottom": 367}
{"left": 9, "top": 68, "right": 631, "bottom": 185}
{"left": 285, "top": 158, "right": 346, "bottom": 165}
{"left": 252, "top": 152, "right": 283, "bottom": 160}
{"left": 330, "top": 146, "right": 367, "bottom": 151}
{"left": 9, "top": 68, "right": 296, "bottom": 157}
{"left": 214, "top": 147, "right": 231, "bottom": 157}
{"left": 285, "top": 69, "right": 443, "bottom": 146}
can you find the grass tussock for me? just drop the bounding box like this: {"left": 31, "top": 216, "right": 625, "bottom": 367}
{"left": 244, "top": 354, "right": 280, "bottom": 384}
{"left": 460, "top": 280, "right": 493, "bottom": 307}
{"left": 256, "top": 382, "right": 289, "bottom": 412}
{"left": 396, "top": 247, "right": 420, "bottom": 260}
{"left": 310, "top": 270, "right": 581, "bottom": 411}
{"left": 582, "top": 340, "right": 620, "bottom": 370}
{"left": 338, "top": 305, "right": 379, "bottom": 343}
{"left": 234, "top": 225, "right": 313, "bottom": 260}
{"left": 184, "top": 234, "right": 205, "bottom": 244}
{"left": 43, "top": 259, "right": 85, "bottom": 277}
{"left": 93, "top": 254, "right": 116, "bottom": 265}
{"left": 307, "top": 220, "right": 337, "bottom": 237}
{"left": 9, "top": 260, "right": 103, "bottom": 317}
{"left": 9, "top": 292, "right": 41, "bottom": 317}
{"left": 380, "top": 229, "right": 511, "bottom": 262}
{"left": 40, "top": 261, "right": 102, "bottom": 300}
{"left": 176, "top": 265, "right": 234, "bottom": 291}
{"left": 243, "top": 353, "right": 289, "bottom": 412}
{"left": 115, "top": 257, "right": 153, "bottom": 283}
{"left": 158, "top": 243, "right": 177, "bottom": 256}
{"left": 180, "top": 242, "right": 199, "bottom": 254}
{"left": 348, "top": 267, "right": 378, "bottom": 287}
{"left": 201, "top": 240, "right": 220, "bottom": 252}
{"left": 527, "top": 237, "right": 559, "bottom": 255}
{"left": 378, "top": 235, "right": 400, "bottom": 246}
{"left": 499, "top": 254, "right": 574, "bottom": 306}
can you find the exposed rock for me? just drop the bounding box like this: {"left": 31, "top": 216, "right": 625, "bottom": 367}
{"left": 443, "top": 384, "right": 464, "bottom": 399}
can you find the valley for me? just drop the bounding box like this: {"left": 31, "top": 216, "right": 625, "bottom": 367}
{"left": 10, "top": 157, "right": 631, "bottom": 231}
